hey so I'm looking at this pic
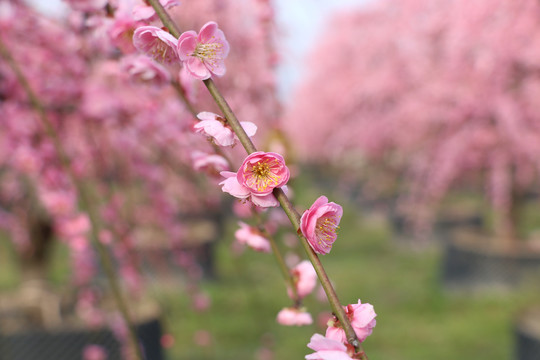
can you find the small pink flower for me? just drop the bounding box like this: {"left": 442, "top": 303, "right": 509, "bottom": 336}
{"left": 133, "top": 25, "right": 178, "bottom": 64}
{"left": 325, "top": 300, "right": 377, "bottom": 344}
{"left": 237, "top": 152, "right": 290, "bottom": 195}
{"left": 121, "top": 55, "right": 171, "bottom": 85}
{"left": 219, "top": 152, "right": 290, "bottom": 208}
{"left": 300, "top": 196, "right": 343, "bottom": 255}
{"left": 82, "top": 344, "right": 107, "bottom": 360}
{"left": 276, "top": 307, "right": 313, "bottom": 326}
{"left": 305, "top": 334, "right": 355, "bottom": 360}
{"left": 132, "top": 0, "right": 179, "bottom": 21}
{"left": 193, "top": 111, "right": 257, "bottom": 147}
{"left": 235, "top": 221, "right": 271, "bottom": 253}
{"left": 177, "top": 21, "right": 230, "bottom": 80}
{"left": 288, "top": 260, "right": 318, "bottom": 300}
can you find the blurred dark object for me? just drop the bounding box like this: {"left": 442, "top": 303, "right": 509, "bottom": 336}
{"left": 515, "top": 307, "right": 540, "bottom": 360}
{"left": 0, "top": 316, "right": 163, "bottom": 360}
{"left": 441, "top": 230, "right": 540, "bottom": 291}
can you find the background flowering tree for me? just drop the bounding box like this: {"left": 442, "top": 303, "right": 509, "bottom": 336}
{"left": 0, "top": 0, "right": 283, "bottom": 334}
{"left": 284, "top": 0, "right": 540, "bottom": 247}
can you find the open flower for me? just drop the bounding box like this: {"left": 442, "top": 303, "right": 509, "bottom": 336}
{"left": 300, "top": 196, "right": 343, "bottom": 255}
{"left": 288, "top": 260, "right": 318, "bottom": 300}
{"left": 219, "top": 152, "right": 290, "bottom": 207}
{"left": 305, "top": 334, "right": 356, "bottom": 360}
{"left": 133, "top": 25, "right": 178, "bottom": 64}
{"left": 325, "top": 300, "right": 377, "bottom": 344}
{"left": 276, "top": 307, "right": 313, "bottom": 326}
{"left": 177, "top": 21, "right": 230, "bottom": 80}
{"left": 237, "top": 152, "right": 290, "bottom": 195}
{"left": 193, "top": 111, "right": 257, "bottom": 147}
{"left": 234, "top": 221, "right": 271, "bottom": 253}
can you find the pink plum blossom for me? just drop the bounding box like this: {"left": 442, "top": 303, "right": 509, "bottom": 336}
{"left": 237, "top": 151, "right": 290, "bottom": 195}
{"left": 133, "top": 25, "right": 178, "bottom": 64}
{"left": 132, "top": 0, "right": 180, "bottom": 22}
{"left": 219, "top": 151, "right": 290, "bottom": 207}
{"left": 305, "top": 334, "right": 356, "bottom": 360}
{"left": 235, "top": 221, "right": 271, "bottom": 253}
{"left": 300, "top": 196, "right": 343, "bottom": 255}
{"left": 193, "top": 111, "right": 257, "bottom": 147}
{"left": 177, "top": 21, "right": 230, "bottom": 80}
{"left": 276, "top": 307, "right": 313, "bottom": 326}
{"left": 325, "top": 300, "right": 376, "bottom": 344}
{"left": 288, "top": 260, "right": 318, "bottom": 300}
{"left": 121, "top": 55, "right": 171, "bottom": 85}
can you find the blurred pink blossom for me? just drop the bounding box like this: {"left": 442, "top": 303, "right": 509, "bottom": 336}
{"left": 108, "top": 15, "right": 142, "bottom": 54}
{"left": 235, "top": 221, "right": 271, "bottom": 253}
{"left": 177, "top": 21, "right": 230, "bottom": 80}
{"left": 193, "top": 111, "right": 257, "bottom": 147}
{"left": 132, "top": 0, "right": 180, "bottom": 22}
{"left": 276, "top": 307, "right": 313, "bottom": 326}
{"left": 191, "top": 150, "right": 229, "bottom": 177}
{"left": 82, "top": 344, "right": 107, "bottom": 360}
{"left": 326, "top": 300, "right": 376, "bottom": 344}
{"left": 288, "top": 260, "right": 317, "bottom": 300}
{"left": 121, "top": 55, "right": 171, "bottom": 85}
{"left": 193, "top": 330, "right": 212, "bottom": 347}
{"left": 64, "top": 0, "right": 108, "bottom": 13}
{"left": 57, "top": 214, "right": 91, "bottom": 239}
{"left": 133, "top": 25, "right": 178, "bottom": 64}
{"left": 300, "top": 196, "right": 342, "bottom": 255}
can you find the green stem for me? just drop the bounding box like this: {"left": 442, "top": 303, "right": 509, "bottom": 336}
{"left": 0, "top": 37, "right": 144, "bottom": 360}
{"left": 147, "top": 2, "right": 367, "bottom": 356}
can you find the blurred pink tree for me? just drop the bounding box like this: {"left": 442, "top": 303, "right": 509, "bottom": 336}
{"left": 0, "top": 0, "right": 282, "bottom": 326}
{"left": 284, "top": 0, "right": 540, "bottom": 246}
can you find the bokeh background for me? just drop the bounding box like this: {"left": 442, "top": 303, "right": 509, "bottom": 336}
{"left": 1, "top": 0, "right": 540, "bottom": 359}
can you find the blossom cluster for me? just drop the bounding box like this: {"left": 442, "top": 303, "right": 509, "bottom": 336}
{"left": 133, "top": 21, "right": 230, "bottom": 80}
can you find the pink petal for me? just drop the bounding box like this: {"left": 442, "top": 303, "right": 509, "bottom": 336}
{"left": 307, "top": 334, "right": 347, "bottom": 352}
{"left": 198, "top": 21, "right": 218, "bottom": 43}
{"left": 209, "top": 60, "right": 227, "bottom": 77}
{"left": 305, "top": 351, "right": 353, "bottom": 360}
{"left": 185, "top": 57, "right": 211, "bottom": 80}
{"left": 132, "top": 5, "right": 155, "bottom": 21}
{"left": 240, "top": 122, "right": 257, "bottom": 137}
{"left": 251, "top": 193, "right": 280, "bottom": 207}
{"left": 177, "top": 32, "right": 197, "bottom": 60}
{"left": 196, "top": 111, "right": 219, "bottom": 121}
{"left": 219, "top": 172, "right": 250, "bottom": 198}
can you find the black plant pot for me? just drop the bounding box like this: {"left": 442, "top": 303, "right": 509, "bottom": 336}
{"left": 441, "top": 230, "right": 540, "bottom": 290}
{"left": 515, "top": 307, "right": 540, "bottom": 360}
{"left": 0, "top": 317, "right": 163, "bottom": 360}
